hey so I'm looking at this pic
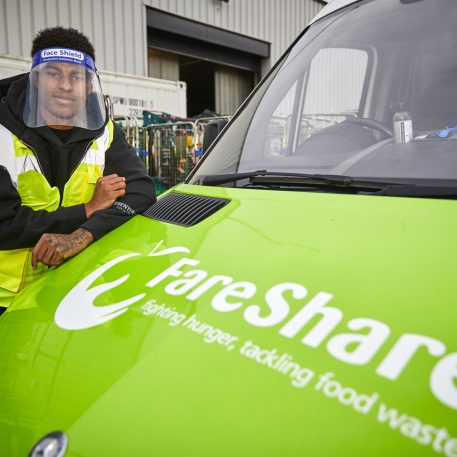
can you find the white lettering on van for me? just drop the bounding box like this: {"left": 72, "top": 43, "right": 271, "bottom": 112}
{"left": 54, "top": 240, "right": 457, "bottom": 411}
{"left": 376, "top": 334, "right": 446, "bottom": 380}
{"left": 278, "top": 292, "right": 339, "bottom": 347}
{"left": 430, "top": 353, "right": 457, "bottom": 410}
{"left": 165, "top": 270, "right": 208, "bottom": 296}
{"left": 212, "top": 282, "right": 257, "bottom": 312}
{"left": 326, "top": 318, "right": 390, "bottom": 365}
{"left": 145, "top": 258, "right": 200, "bottom": 289}
{"left": 244, "top": 283, "right": 307, "bottom": 327}
{"left": 186, "top": 275, "right": 233, "bottom": 300}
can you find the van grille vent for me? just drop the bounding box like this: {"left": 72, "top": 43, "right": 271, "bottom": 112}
{"left": 143, "top": 192, "right": 229, "bottom": 227}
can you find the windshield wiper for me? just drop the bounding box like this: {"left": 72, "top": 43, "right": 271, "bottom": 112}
{"left": 199, "top": 170, "right": 268, "bottom": 186}
{"left": 199, "top": 171, "right": 397, "bottom": 190}
{"left": 198, "top": 171, "right": 457, "bottom": 198}
{"left": 376, "top": 185, "right": 457, "bottom": 198}
{"left": 250, "top": 174, "right": 393, "bottom": 190}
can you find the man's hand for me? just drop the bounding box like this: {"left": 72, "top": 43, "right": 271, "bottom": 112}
{"left": 85, "top": 174, "right": 126, "bottom": 218}
{"left": 32, "top": 228, "right": 95, "bottom": 268}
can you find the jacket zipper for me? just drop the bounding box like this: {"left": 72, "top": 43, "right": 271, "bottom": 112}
{"left": 21, "top": 138, "right": 92, "bottom": 205}
{"left": 19, "top": 139, "right": 46, "bottom": 177}
{"left": 61, "top": 139, "right": 93, "bottom": 206}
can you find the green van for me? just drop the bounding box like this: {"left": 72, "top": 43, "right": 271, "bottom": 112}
{"left": 1, "top": 0, "right": 456, "bottom": 455}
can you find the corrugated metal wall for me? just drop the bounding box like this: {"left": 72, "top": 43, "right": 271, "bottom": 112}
{"left": 144, "top": 0, "right": 324, "bottom": 75}
{"left": 215, "top": 65, "right": 253, "bottom": 115}
{"left": 0, "top": 0, "right": 147, "bottom": 75}
{"left": 0, "top": 0, "right": 323, "bottom": 77}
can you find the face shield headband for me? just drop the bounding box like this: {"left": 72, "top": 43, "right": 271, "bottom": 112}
{"left": 24, "top": 47, "right": 107, "bottom": 130}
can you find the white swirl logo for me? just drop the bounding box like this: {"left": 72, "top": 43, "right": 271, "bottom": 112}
{"left": 55, "top": 253, "right": 144, "bottom": 330}
{"left": 54, "top": 241, "right": 190, "bottom": 330}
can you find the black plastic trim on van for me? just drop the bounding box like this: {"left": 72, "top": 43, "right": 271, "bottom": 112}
{"left": 143, "top": 192, "right": 230, "bottom": 227}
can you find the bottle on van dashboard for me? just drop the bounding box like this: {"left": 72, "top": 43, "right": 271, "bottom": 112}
{"left": 393, "top": 103, "right": 413, "bottom": 143}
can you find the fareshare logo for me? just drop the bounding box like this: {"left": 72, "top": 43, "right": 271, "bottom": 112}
{"left": 54, "top": 240, "right": 457, "bottom": 411}
{"left": 54, "top": 241, "right": 189, "bottom": 330}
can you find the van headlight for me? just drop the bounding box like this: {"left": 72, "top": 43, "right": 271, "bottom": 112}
{"left": 29, "top": 431, "right": 67, "bottom": 457}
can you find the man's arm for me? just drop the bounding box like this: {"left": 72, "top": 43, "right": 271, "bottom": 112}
{"left": 31, "top": 173, "right": 127, "bottom": 267}
{"left": 31, "top": 228, "right": 94, "bottom": 268}
{"left": 0, "top": 164, "right": 128, "bottom": 247}
{"left": 79, "top": 125, "right": 156, "bottom": 239}
{"left": 30, "top": 125, "right": 156, "bottom": 268}
{"left": 0, "top": 166, "right": 87, "bottom": 249}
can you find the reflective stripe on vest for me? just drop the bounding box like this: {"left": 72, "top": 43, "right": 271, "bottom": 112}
{"left": 61, "top": 121, "right": 114, "bottom": 206}
{"left": 0, "top": 121, "right": 114, "bottom": 301}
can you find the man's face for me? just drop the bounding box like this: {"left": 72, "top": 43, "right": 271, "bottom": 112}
{"left": 37, "top": 62, "right": 90, "bottom": 125}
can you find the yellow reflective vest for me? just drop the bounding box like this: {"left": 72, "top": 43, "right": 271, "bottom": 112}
{"left": 0, "top": 121, "right": 114, "bottom": 307}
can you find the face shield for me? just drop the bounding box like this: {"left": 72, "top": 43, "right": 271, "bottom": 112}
{"left": 24, "top": 47, "right": 106, "bottom": 130}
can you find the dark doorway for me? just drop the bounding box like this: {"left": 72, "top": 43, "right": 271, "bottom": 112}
{"left": 179, "top": 57, "right": 215, "bottom": 117}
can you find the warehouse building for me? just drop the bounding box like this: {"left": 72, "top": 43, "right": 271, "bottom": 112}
{"left": 0, "top": 0, "right": 325, "bottom": 118}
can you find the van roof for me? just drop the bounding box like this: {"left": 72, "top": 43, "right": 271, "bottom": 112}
{"left": 310, "top": 0, "right": 361, "bottom": 25}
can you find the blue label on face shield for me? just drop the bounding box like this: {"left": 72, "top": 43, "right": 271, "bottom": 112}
{"left": 32, "top": 48, "right": 96, "bottom": 71}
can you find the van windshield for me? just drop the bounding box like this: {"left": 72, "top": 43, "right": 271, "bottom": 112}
{"left": 190, "top": 0, "right": 457, "bottom": 191}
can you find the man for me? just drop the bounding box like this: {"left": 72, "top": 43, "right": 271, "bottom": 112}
{"left": 0, "top": 27, "right": 156, "bottom": 313}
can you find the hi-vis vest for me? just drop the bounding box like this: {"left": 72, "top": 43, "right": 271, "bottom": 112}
{"left": 0, "top": 121, "right": 114, "bottom": 306}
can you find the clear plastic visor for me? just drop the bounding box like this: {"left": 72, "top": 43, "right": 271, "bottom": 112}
{"left": 24, "top": 61, "right": 106, "bottom": 130}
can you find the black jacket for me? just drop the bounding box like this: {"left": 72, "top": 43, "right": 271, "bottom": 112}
{"left": 0, "top": 74, "right": 156, "bottom": 249}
